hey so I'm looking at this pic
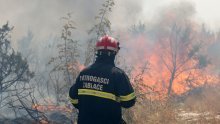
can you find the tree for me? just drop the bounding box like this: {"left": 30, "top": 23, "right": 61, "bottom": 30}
{"left": 84, "top": 0, "right": 115, "bottom": 66}
{"left": 0, "top": 22, "right": 33, "bottom": 107}
{"left": 156, "top": 22, "right": 211, "bottom": 97}
{"left": 48, "top": 13, "right": 80, "bottom": 104}
{"left": 17, "top": 30, "right": 34, "bottom": 58}
{"left": 129, "top": 22, "right": 146, "bottom": 35}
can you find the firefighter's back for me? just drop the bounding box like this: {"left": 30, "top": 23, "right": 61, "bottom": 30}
{"left": 69, "top": 35, "right": 136, "bottom": 124}
{"left": 77, "top": 62, "right": 122, "bottom": 124}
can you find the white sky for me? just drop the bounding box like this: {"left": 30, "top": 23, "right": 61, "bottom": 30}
{"left": 192, "top": 0, "right": 220, "bottom": 29}
{"left": 143, "top": 0, "right": 220, "bottom": 30}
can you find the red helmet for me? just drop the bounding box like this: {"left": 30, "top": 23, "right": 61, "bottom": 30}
{"left": 96, "top": 35, "right": 120, "bottom": 52}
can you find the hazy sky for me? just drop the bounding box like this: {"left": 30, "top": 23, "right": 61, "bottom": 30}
{"left": 0, "top": 0, "right": 220, "bottom": 44}
{"left": 142, "top": 0, "right": 220, "bottom": 29}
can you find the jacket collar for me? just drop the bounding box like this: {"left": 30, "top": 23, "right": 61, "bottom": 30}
{"left": 95, "top": 55, "right": 115, "bottom": 66}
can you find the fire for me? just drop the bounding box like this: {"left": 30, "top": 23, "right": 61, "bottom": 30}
{"left": 32, "top": 104, "right": 73, "bottom": 113}
{"left": 67, "top": 61, "right": 85, "bottom": 72}
{"left": 71, "top": 29, "right": 219, "bottom": 99}
{"left": 120, "top": 30, "right": 219, "bottom": 99}
{"left": 32, "top": 99, "right": 73, "bottom": 114}
{"left": 31, "top": 102, "right": 74, "bottom": 124}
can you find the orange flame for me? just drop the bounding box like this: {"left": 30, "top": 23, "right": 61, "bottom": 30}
{"left": 32, "top": 104, "right": 73, "bottom": 113}
{"left": 120, "top": 32, "right": 219, "bottom": 99}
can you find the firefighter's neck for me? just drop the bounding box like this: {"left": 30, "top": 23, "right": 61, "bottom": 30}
{"left": 95, "top": 55, "right": 115, "bottom": 65}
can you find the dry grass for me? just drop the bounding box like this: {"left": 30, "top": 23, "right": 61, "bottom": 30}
{"left": 124, "top": 85, "right": 220, "bottom": 124}
{"left": 1, "top": 85, "right": 220, "bottom": 124}
{"left": 184, "top": 85, "right": 220, "bottom": 113}
{"left": 123, "top": 99, "right": 178, "bottom": 124}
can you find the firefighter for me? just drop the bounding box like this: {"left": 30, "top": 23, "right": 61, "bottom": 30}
{"left": 69, "top": 35, "right": 136, "bottom": 124}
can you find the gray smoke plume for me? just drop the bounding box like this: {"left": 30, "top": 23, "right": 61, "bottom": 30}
{"left": 1, "top": 0, "right": 220, "bottom": 120}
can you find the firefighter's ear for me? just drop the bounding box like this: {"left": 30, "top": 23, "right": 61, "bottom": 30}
{"left": 117, "top": 42, "right": 120, "bottom": 50}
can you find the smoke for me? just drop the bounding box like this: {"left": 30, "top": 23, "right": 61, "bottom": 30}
{"left": 0, "top": 0, "right": 103, "bottom": 43}
{"left": 110, "top": 0, "right": 145, "bottom": 30}
{"left": 1, "top": 0, "right": 220, "bottom": 119}
{"left": 1, "top": 0, "right": 219, "bottom": 82}
{"left": 116, "top": 1, "right": 197, "bottom": 67}
{"left": 114, "top": 1, "right": 220, "bottom": 95}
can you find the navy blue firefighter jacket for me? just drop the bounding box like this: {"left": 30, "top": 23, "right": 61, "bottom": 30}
{"left": 69, "top": 55, "right": 136, "bottom": 124}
